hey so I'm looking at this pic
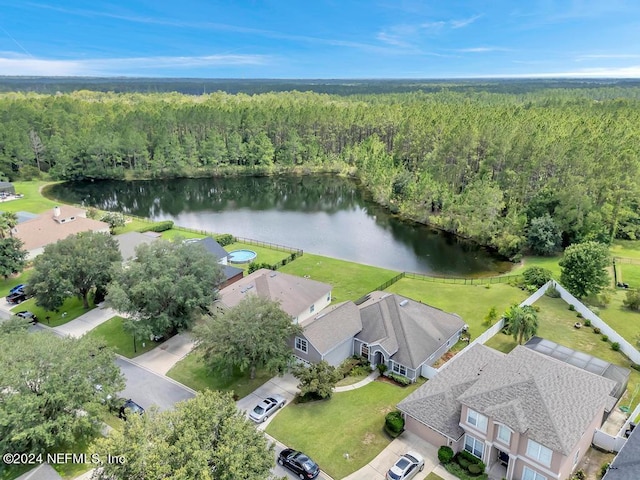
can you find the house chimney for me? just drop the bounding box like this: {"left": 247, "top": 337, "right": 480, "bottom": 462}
{"left": 53, "top": 206, "right": 61, "bottom": 217}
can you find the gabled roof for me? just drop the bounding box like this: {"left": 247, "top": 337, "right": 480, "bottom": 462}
{"left": 398, "top": 343, "right": 504, "bottom": 440}
{"left": 217, "top": 269, "right": 332, "bottom": 318}
{"left": 602, "top": 425, "right": 640, "bottom": 480}
{"left": 357, "top": 291, "right": 465, "bottom": 369}
{"left": 399, "top": 343, "right": 618, "bottom": 455}
{"left": 195, "top": 237, "right": 228, "bottom": 260}
{"left": 459, "top": 345, "right": 617, "bottom": 455}
{"left": 301, "top": 302, "right": 362, "bottom": 355}
{"left": 115, "top": 231, "right": 158, "bottom": 261}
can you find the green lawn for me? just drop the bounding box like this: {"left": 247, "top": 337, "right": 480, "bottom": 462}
{"left": 166, "top": 350, "right": 272, "bottom": 399}
{"left": 1, "top": 181, "right": 62, "bottom": 214}
{"left": 509, "top": 255, "right": 562, "bottom": 278}
{"left": 84, "top": 316, "right": 158, "bottom": 358}
{"left": 615, "top": 263, "right": 640, "bottom": 289}
{"left": 225, "top": 241, "right": 291, "bottom": 271}
{"left": 279, "top": 252, "right": 399, "bottom": 302}
{"left": 612, "top": 240, "right": 640, "bottom": 260}
{"left": 11, "top": 296, "right": 93, "bottom": 327}
{"left": 386, "top": 278, "right": 528, "bottom": 340}
{"left": 597, "top": 290, "right": 640, "bottom": 348}
{"left": 266, "top": 379, "right": 423, "bottom": 479}
{"left": 484, "top": 295, "right": 640, "bottom": 411}
{"left": 425, "top": 473, "right": 445, "bottom": 480}
{"left": 161, "top": 228, "right": 207, "bottom": 241}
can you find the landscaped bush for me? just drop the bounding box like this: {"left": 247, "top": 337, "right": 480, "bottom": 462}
{"left": 576, "top": 312, "right": 583, "bottom": 318}
{"left": 458, "top": 457, "right": 471, "bottom": 469}
{"left": 388, "top": 372, "right": 412, "bottom": 386}
{"left": 522, "top": 266, "right": 553, "bottom": 288}
{"left": 350, "top": 365, "right": 371, "bottom": 377}
{"left": 612, "top": 342, "right": 621, "bottom": 351}
{"left": 569, "top": 304, "right": 575, "bottom": 311}
{"left": 468, "top": 464, "right": 483, "bottom": 474}
{"left": 248, "top": 261, "right": 274, "bottom": 273}
{"left": 377, "top": 364, "right": 388, "bottom": 375}
{"left": 545, "top": 285, "right": 561, "bottom": 298}
{"left": 593, "top": 327, "right": 601, "bottom": 334}
{"left": 138, "top": 220, "right": 174, "bottom": 233}
{"left": 444, "top": 461, "right": 488, "bottom": 480}
{"left": 623, "top": 289, "right": 640, "bottom": 311}
{"left": 601, "top": 335, "right": 609, "bottom": 342}
{"left": 384, "top": 410, "right": 404, "bottom": 438}
{"left": 438, "top": 446, "right": 454, "bottom": 464}
{"left": 584, "top": 319, "right": 592, "bottom": 327}
{"left": 214, "top": 233, "right": 236, "bottom": 246}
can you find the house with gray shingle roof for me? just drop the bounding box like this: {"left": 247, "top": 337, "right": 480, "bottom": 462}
{"left": 398, "top": 343, "right": 619, "bottom": 480}
{"left": 602, "top": 424, "right": 640, "bottom": 480}
{"left": 292, "top": 291, "right": 464, "bottom": 377}
{"left": 193, "top": 237, "right": 244, "bottom": 288}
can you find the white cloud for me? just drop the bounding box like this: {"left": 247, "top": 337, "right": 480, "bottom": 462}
{"left": 576, "top": 53, "right": 640, "bottom": 61}
{"left": 0, "top": 53, "right": 271, "bottom": 76}
{"left": 457, "top": 47, "right": 509, "bottom": 53}
{"left": 450, "top": 14, "right": 483, "bottom": 29}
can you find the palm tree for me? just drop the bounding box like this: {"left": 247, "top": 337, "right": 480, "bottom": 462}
{"left": 504, "top": 304, "right": 539, "bottom": 345}
{"left": 0, "top": 212, "right": 17, "bottom": 239}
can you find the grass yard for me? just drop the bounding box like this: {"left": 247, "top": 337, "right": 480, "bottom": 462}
{"left": 11, "top": 296, "right": 93, "bottom": 327}
{"left": 166, "top": 350, "right": 272, "bottom": 399}
{"left": 224, "top": 241, "right": 291, "bottom": 271}
{"left": 484, "top": 295, "right": 640, "bottom": 411}
{"left": 611, "top": 240, "right": 640, "bottom": 260}
{"left": 161, "top": 228, "right": 207, "bottom": 241}
{"left": 386, "top": 278, "right": 528, "bottom": 340}
{"left": 614, "top": 262, "right": 640, "bottom": 289}
{"left": 509, "top": 255, "right": 562, "bottom": 279}
{"left": 597, "top": 290, "right": 640, "bottom": 347}
{"left": 279, "top": 252, "right": 399, "bottom": 302}
{"left": 2, "top": 181, "right": 62, "bottom": 214}
{"left": 425, "top": 473, "right": 445, "bottom": 480}
{"left": 85, "top": 316, "right": 158, "bottom": 358}
{"left": 266, "top": 379, "right": 423, "bottom": 479}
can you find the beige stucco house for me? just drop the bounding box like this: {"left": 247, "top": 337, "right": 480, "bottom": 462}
{"left": 398, "top": 344, "right": 619, "bottom": 480}
{"left": 14, "top": 206, "right": 110, "bottom": 259}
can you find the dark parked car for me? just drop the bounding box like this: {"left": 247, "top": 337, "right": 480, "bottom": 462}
{"left": 118, "top": 399, "right": 145, "bottom": 420}
{"left": 16, "top": 311, "right": 37, "bottom": 324}
{"left": 278, "top": 448, "right": 320, "bottom": 479}
{"left": 6, "top": 290, "right": 27, "bottom": 304}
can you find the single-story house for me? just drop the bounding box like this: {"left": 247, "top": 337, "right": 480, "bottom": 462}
{"left": 398, "top": 343, "right": 619, "bottom": 480}
{"left": 193, "top": 237, "right": 244, "bottom": 288}
{"left": 216, "top": 268, "right": 332, "bottom": 324}
{"left": 114, "top": 231, "right": 159, "bottom": 262}
{"left": 293, "top": 291, "right": 465, "bottom": 381}
{"left": 13, "top": 206, "right": 110, "bottom": 259}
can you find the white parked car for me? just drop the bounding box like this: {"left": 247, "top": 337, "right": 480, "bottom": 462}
{"left": 386, "top": 451, "right": 425, "bottom": 480}
{"left": 249, "top": 394, "right": 286, "bottom": 422}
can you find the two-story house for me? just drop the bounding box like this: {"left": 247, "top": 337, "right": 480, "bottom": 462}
{"left": 398, "top": 344, "right": 619, "bottom": 480}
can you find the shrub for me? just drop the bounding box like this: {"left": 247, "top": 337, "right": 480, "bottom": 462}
{"left": 545, "top": 285, "right": 561, "bottom": 298}
{"left": 593, "top": 327, "right": 601, "bottom": 334}
{"left": 468, "top": 463, "right": 483, "bottom": 474}
{"left": 569, "top": 304, "right": 575, "bottom": 311}
{"left": 623, "top": 289, "right": 640, "bottom": 311}
{"left": 612, "top": 342, "right": 621, "bottom": 351}
{"left": 438, "top": 446, "right": 454, "bottom": 464}
{"left": 600, "top": 463, "right": 610, "bottom": 478}
{"left": 584, "top": 319, "right": 592, "bottom": 327}
{"left": 388, "top": 372, "right": 412, "bottom": 386}
{"left": 350, "top": 365, "right": 371, "bottom": 376}
{"left": 384, "top": 411, "right": 404, "bottom": 438}
{"left": 214, "top": 233, "right": 235, "bottom": 246}
{"left": 576, "top": 312, "right": 583, "bottom": 318}
{"left": 138, "top": 220, "right": 174, "bottom": 233}
{"left": 458, "top": 457, "right": 471, "bottom": 469}
{"left": 601, "top": 335, "right": 609, "bottom": 342}
{"left": 523, "top": 266, "right": 553, "bottom": 288}
{"left": 248, "top": 261, "right": 273, "bottom": 274}
{"left": 459, "top": 450, "right": 482, "bottom": 466}
{"left": 377, "top": 364, "right": 388, "bottom": 374}
{"left": 444, "top": 462, "right": 488, "bottom": 480}
{"left": 572, "top": 470, "right": 586, "bottom": 480}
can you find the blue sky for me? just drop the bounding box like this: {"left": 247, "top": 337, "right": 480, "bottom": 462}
{"left": 0, "top": 0, "right": 639, "bottom": 78}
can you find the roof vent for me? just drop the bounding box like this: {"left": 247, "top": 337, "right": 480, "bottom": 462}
{"left": 399, "top": 300, "right": 409, "bottom": 307}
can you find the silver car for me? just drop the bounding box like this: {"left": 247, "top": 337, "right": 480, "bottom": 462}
{"left": 386, "top": 451, "right": 425, "bottom": 480}
{"left": 249, "top": 394, "right": 286, "bottom": 422}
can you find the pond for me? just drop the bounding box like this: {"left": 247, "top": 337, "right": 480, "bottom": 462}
{"left": 44, "top": 175, "right": 512, "bottom": 276}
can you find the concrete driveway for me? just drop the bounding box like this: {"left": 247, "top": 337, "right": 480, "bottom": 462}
{"left": 115, "top": 356, "right": 195, "bottom": 412}
{"left": 237, "top": 373, "right": 299, "bottom": 427}
{"left": 53, "top": 305, "right": 117, "bottom": 338}
{"left": 343, "top": 431, "right": 440, "bottom": 480}
{"left": 134, "top": 333, "right": 195, "bottom": 375}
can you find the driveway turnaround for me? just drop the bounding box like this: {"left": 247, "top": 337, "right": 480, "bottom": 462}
{"left": 115, "top": 356, "right": 195, "bottom": 412}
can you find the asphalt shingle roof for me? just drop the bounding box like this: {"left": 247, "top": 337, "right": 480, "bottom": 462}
{"left": 301, "top": 301, "right": 362, "bottom": 355}
{"left": 602, "top": 426, "right": 640, "bottom": 480}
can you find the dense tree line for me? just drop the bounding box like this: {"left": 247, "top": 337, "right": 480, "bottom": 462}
{"left": 2, "top": 88, "right": 640, "bottom": 256}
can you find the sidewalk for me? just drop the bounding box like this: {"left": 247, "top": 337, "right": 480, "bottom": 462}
{"left": 334, "top": 370, "right": 379, "bottom": 392}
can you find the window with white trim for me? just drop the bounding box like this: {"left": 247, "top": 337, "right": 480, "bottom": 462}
{"left": 361, "top": 344, "right": 369, "bottom": 358}
{"left": 526, "top": 439, "right": 552, "bottom": 467}
{"left": 392, "top": 363, "right": 407, "bottom": 376}
{"left": 295, "top": 337, "right": 308, "bottom": 353}
{"left": 466, "top": 409, "right": 488, "bottom": 433}
{"left": 464, "top": 434, "right": 484, "bottom": 459}
{"left": 496, "top": 424, "right": 511, "bottom": 445}
{"left": 522, "top": 466, "right": 547, "bottom": 480}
